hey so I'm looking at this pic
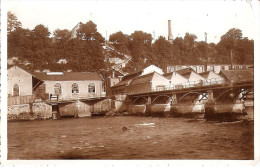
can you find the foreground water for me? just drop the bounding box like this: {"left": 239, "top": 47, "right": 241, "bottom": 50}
{"left": 8, "top": 116, "right": 253, "bottom": 159}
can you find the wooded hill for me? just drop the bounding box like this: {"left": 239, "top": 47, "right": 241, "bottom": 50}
{"left": 8, "top": 11, "right": 254, "bottom": 74}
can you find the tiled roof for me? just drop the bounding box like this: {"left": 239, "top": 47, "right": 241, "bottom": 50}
{"left": 199, "top": 71, "right": 211, "bottom": 78}
{"left": 163, "top": 72, "right": 173, "bottom": 80}
{"left": 129, "top": 72, "right": 155, "bottom": 85}
{"left": 176, "top": 68, "right": 194, "bottom": 78}
{"left": 33, "top": 72, "right": 102, "bottom": 81}
{"left": 111, "top": 71, "right": 142, "bottom": 88}
{"left": 219, "top": 69, "right": 254, "bottom": 83}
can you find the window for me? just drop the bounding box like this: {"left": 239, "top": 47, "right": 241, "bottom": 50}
{"left": 54, "top": 83, "right": 62, "bottom": 95}
{"left": 72, "top": 83, "right": 79, "bottom": 93}
{"left": 88, "top": 83, "right": 95, "bottom": 93}
{"left": 13, "top": 84, "right": 19, "bottom": 96}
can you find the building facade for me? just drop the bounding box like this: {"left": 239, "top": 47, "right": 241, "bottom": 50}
{"left": 167, "top": 64, "right": 252, "bottom": 74}
{"left": 7, "top": 66, "right": 42, "bottom": 97}
{"left": 8, "top": 66, "right": 105, "bottom": 101}
{"left": 33, "top": 72, "right": 104, "bottom": 100}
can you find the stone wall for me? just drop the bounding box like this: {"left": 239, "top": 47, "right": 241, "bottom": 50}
{"left": 59, "top": 99, "right": 112, "bottom": 117}
{"left": 8, "top": 102, "right": 52, "bottom": 120}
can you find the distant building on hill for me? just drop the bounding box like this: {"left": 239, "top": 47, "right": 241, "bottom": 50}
{"left": 167, "top": 64, "right": 252, "bottom": 74}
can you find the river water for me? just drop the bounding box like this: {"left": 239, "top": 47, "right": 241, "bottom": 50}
{"left": 8, "top": 116, "right": 253, "bottom": 159}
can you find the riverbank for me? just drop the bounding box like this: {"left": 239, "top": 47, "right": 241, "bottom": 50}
{"left": 8, "top": 116, "right": 254, "bottom": 159}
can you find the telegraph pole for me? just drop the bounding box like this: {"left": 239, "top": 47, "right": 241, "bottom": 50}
{"left": 230, "top": 49, "right": 233, "bottom": 70}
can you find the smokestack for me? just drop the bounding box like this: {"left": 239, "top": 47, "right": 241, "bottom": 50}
{"left": 168, "top": 20, "right": 173, "bottom": 43}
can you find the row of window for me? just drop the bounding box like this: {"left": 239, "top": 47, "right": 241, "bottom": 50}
{"left": 12, "top": 83, "right": 96, "bottom": 96}
{"left": 54, "top": 83, "right": 96, "bottom": 95}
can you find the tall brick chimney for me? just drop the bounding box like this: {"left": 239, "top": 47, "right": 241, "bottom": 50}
{"left": 168, "top": 20, "right": 173, "bottom": 43}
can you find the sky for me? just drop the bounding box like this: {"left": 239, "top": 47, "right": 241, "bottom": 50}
{"left": 6, "top": 0, "right": 258, "bottom": 44}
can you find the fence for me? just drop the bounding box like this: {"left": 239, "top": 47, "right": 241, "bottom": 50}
{"left": 127, "top": 78, "right": 226, "bottom": 94}
{"left": 48, "top": 92, "right": 107, "bottom": 102}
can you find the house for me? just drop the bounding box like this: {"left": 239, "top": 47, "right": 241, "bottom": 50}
{"left": 7, "top": 66, "right": 43, "bottom": 97}
{"left": 219, "top": 69, "right": 254, "bottom": 83}
{"left": 33, "top": 71, "right": 104, "bottom": 100}
{"left": 127, "top": 72, "right": 169, "bottom": 94}
{"left": 110, "top": 71, "right": 142, "bottom": 95}
{"left": 175, "top": 68, "right": 205, "bottom": 87}
{"left": 8, "top": 65, "right": 105, "bottom": 101}
{"left": 163, "top": 71, "right": 188, "bottom": 88}
{"left": 167, "top": 64, "right": 252, "bottom": 74}
{"left": 199, "top": 71, "right": 224, "bottom": 85}
{"left": 141, "top": 64, "right": 164, "bottom": 76}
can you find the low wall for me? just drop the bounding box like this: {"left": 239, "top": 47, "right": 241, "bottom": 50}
{"left": 59, "top": 99, "right": 112, "bottom": 117}
{"left": 8, "top": 102, "right": 52, "bottom": 120}
{"left": 204, "top": 103, "right": 246, "bottom": 121}
{"left": 127, "top": 105, "right": 146, "bottom": 115}
{"left": 127, "top": 103, "right": 205, "bottom": 116}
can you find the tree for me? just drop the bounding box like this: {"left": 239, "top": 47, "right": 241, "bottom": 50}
{"left": 32, "top": 24, "right": 51, "bottom": 49}
{"left": 109, "top": 31, "right": 130, "bottom": 54}
{"left": 153, "top": 36, "right": 176, "bottom": 67}
{"left": 217, "top": 28, "right": 249, "bottom": 64}
{"left": 219, "top": 28, "right": 242, "bottom": 50}
{"left": 53, "top": 29, "right": 70, "bottom": 43}
{"left": 183, "top": 33, "right": 197, "bottom": 52}
{"left": 7, "top": 11, "right": 22, "bottom": 34}
{"left": 76, "top": 21, "right": 104, "bottom": 43}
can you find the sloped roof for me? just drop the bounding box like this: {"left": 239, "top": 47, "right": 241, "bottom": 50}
{"left": 129, "top": 72, "right": 155, "bottom": 85}
{"left": 219, "top": 69, "right": 254, "bottom": 83}
{"left": 111, "top": 71, "right": 142, "bottom": 88}
{"left": 33, "top": 72, "right": 102, "bottom": 81}
{"left": 163, "top": 72, "right": 173, "bottom": 80}
{"left": 176, "top": 68, "right": 195, "bottom": 79}
{"left": 8, "top": 65, "right": 43, "bottom": 82}
{"left": 199, "top": 71, "right": 211, "bottom": 78}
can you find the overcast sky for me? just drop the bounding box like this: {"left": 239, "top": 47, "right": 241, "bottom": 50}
{"left": 7, "top": 0, "right": 258, "bottom": 44}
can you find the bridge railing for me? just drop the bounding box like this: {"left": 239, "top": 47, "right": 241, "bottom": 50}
{"left": 126, "top": 78, "right": 252, "bottom": 95}
{"left": 47, "top": 93, "right": 106, "bottom": 102}
{"left": 127, "top": 79, "right": 226, "bottom": 94}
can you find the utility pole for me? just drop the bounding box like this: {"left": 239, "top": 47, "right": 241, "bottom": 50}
{"left": 230, "top": 49, "right": 233, "bottom": 70}
{"left": 204, "top": 32, "right": 208, "bottom": 72}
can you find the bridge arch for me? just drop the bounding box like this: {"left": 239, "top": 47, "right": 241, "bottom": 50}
{"left": 215, "top": 88, "right": 235, "bottom": 101}
{"left": 133, "top": 96, "right": 148, "bottom": 104}
{"left": 178, "top": 92, "right": 200, "bottom": 103}
{"left": 152, "top": 95, "right": 172, "bottom": 104}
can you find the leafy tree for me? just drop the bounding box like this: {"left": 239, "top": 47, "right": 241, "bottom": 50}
{"left": 183, "top": 33, "right": 197, "bottom": 52}
{"left": 153, "top": 36, "right": 176, "bottom": 67}
{"left": 76, "top": 21, "right": 104, "bottom": 43}
{"left": 53, "top": 29, "right": 70, "bottom": 43}
{"left": 31, "top": 24, "right": 51, "bottom": 49}
{"left": 109, "top": 31, "right": 130, "bottom": 54}
{"left": 218, "top": 28, "right": 242, "bottom": 50}
{"left": 7, "top": 11, "right": 22, "bottom": 34}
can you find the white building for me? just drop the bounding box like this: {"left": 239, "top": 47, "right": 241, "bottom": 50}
{"left": 141, "top": 64, "right": 164, "bottom": 76}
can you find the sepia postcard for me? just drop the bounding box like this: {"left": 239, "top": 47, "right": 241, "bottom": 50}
{"left": 1, "top": 0, "right": 260, "bottom": 167}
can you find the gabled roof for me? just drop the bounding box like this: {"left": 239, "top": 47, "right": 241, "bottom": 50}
{"left": 129, "top": 72, "right": 155, "bottom": 85}
{"left": 176, "top": 68, "right": 195, "bottom": 79}
{"left": 33, "top": 72, "right": 102, "bottom": 81}
{"left": 219, "top": 69, "right": 253, "bottom": 83}
{"left": 199, "top": 71, "right": 211, "bottom": 78}
{"left": 8, "top": 65, "right": 43, "bottom": 82}
{"left": 111, "top": 71, "right": 142, "bottom": 88}
{"left": 163, "top": 72, "right": 173, "bottom": 80}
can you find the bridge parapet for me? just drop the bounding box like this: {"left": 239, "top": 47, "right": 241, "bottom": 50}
{"left": 126, "top": 79, "right": 253, "bottom": 96}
